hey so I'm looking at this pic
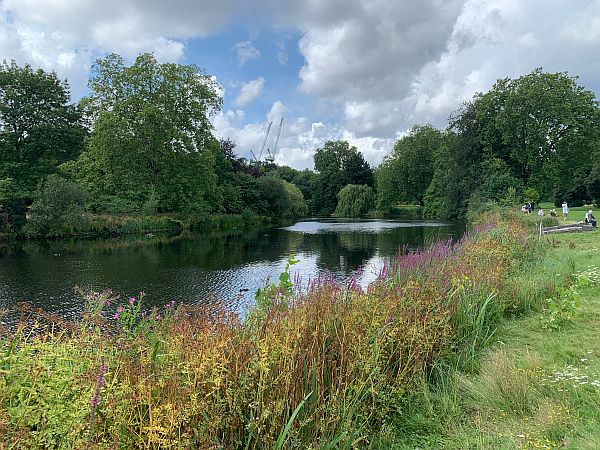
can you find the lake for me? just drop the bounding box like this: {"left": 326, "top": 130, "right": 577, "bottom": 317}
{"left": 0, "top": 219, "right": 465, "bottom": 319}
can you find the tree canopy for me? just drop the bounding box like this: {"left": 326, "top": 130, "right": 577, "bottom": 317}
{"left": 0, "top": 60, "right": 85, "bottom": 229}
{"left": 68, "top": 53, "right": 223, "bottom": 213}
{"left": 312, "top": 140, "right": 374, "bottom": 216}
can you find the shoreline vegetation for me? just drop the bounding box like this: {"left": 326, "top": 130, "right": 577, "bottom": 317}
{"left": 3, "top": 209, "right": 599, "bottom": 448}
{"left": 0, "top": 205, "right": 424, "bottom": 242}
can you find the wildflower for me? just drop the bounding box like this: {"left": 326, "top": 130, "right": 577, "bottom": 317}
{"left": 129, "top": 297, "right": 136, "bottom": 304}
{"left": 113, "top": 313, "right": 119, "bottom": 320}
{"left": 90, "top": 360, "right": 106, "bottom": 410}
{"left": 117, "top": 306, "right": 124, "bottom": 313}
{"left": 156, "top": 313, "right": 161, "bottom": 321}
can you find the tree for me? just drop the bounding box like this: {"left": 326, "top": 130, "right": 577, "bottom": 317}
{"left": 256, "top": 175, "right": 307, "bottom": 220}
{"left": 0, "top": 60, "right": 85, "bottom": 226}
{"left": 335, "top": 184, "right": 375, "bottom": 218}
{"left": 423, "top": 68, "right": 600, "bottom": 220}
{"left": 376, "top": 125, "right": 445, "bottom": 212}
{"left": 460, "top": 69, "right": 599, "bottom": 198}
{"left": 312, "top": 141, "right": 373, "bottom": 216}
{"left": 70, "top": 53, "right": 223, "bottom": 213}
{"left": 24, "top": 175, "right": 88, "bottom": 236}
{"left": 586, "top": 160, "right": 600, "bottom": 207}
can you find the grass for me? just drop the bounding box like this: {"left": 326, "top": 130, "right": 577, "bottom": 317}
{"left": 375, "top": 222, "right": 600, "bottom": 448}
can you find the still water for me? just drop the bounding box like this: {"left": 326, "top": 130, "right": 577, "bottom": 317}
{"left": 0, "top": 219, "right": 464, "bottom": 319}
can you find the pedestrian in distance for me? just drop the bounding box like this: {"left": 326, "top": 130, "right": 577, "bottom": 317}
{"left": 562, "top": 201, "right": 569, "bottom": 219}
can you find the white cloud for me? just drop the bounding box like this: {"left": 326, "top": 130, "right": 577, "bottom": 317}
{"left": 232, "top": 40, "right": 260, "bottom": 66}
{"left": 214, "top": 103, "right": 394, "bottom": 171}
{"left": 234, "top": 77, "right": 265, "bottom": 107}
{"left": 2, "top": 0, "right": 600, "bottom": 168}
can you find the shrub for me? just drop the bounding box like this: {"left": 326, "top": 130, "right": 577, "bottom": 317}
{"left": 24, "top": 175, "right": 89, "bottom": 237}
{"left": 334, "top": 184, "right": 375, "bottom": 218}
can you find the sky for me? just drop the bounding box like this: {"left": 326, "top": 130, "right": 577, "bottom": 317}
{"left": 1, "top": 0, "right": 599, "bottom": 170}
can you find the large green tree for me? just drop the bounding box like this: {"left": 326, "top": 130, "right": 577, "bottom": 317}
{"left": 68, "top": 53, "right": 223, "bottom": 213}
{"left": 312, "top": 140, "right": 373, "bottom": 216}
{"left": 376, "top": 125, "right": 445, "bottom": 212}
{"left": 423, "top": 69, "right": 599, "bottom": 219}
{"left": 456, "top": 69, "right": 599, "bottom": 203}
{"left": 0, "top": 60, "right": 85, "bottom": 227}
{"left": 335, "top": 184, "right": 375, "bottom": 218}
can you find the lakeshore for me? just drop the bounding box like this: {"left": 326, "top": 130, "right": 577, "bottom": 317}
{"left": 3, "top": 211, "right": 597, "bottom": 448}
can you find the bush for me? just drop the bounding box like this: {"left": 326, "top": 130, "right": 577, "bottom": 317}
{"left": 334, "top": 184, "right": 375, "bottom": 217}
{"left": 24, "top": 175, "right": 89, "bottom": 237}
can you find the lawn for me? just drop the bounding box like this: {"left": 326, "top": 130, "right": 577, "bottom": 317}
{"left": 377, "top": 224, "right": 600, "bottom": 449}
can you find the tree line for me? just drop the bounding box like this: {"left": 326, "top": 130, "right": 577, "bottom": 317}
{"left": 1, "top": 55, "right": 599, "bottom": 237}
{"left": 0, "top": 54, "right": 374, "bottom": 236}
{"left": 376, "top": 69, "right": 600, "bottom": 220}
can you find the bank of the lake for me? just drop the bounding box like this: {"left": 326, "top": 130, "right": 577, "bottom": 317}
{"left": 377, "top": 219, "right": 600, "bottom": 449}
{"left": 0, "top": 211, "right": 584, "bottom": 448}
{"left": 0, "top": 212, "right": 271, "bottom": 241}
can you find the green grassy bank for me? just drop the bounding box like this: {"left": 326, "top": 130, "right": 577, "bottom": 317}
{"left": 377, "top": 218, "right": 600, "bottom": 448}
{"left": 0, "top": 211, "right": 592, "bottom": 448}
{"left": 1, "top": 212, "right": 269, "bottom": 240}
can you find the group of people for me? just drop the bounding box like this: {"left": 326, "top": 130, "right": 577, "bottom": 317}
{"left": 519, "top": 200, "right": 596, "bottom": 228}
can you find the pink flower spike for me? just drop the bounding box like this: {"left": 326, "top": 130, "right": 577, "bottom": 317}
{"left": 129, "top": 297, "right": 136, "bottom": 304}
{"left": 113, "top": 313, "right": 119, "bottom": 319}
{"left": 156, "top": 314, "right": 161, "bottom": 321}
{"left": 117, "top": 306, "right": 124, "bottom": 313}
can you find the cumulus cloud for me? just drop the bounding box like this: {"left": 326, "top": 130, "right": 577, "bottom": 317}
{"left": 213, "top": 101, "right": 394, "bottom": 170}
{"left": 2, "top": 0, "right": 600, "bottom": 168}
{"left": 234, "top": 77, "right": 265, "bottom": 107}
{"left": 232, "top": 40, "right": 260, "bottom": 66}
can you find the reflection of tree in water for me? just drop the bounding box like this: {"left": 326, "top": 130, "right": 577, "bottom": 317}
{"left": 298, "top": 232, "right": 377, "bottom": 274}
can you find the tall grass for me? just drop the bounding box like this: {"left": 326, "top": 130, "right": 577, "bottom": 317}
{"left": 0, "top": 212, "right": 569, "bottom": 448}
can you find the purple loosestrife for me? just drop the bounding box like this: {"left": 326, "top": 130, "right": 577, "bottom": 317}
{"left": 90, "top": 359, "right": 106, "bottom": 410}
{"left": 88, "top": 358, "right": 106, "bottom": 443}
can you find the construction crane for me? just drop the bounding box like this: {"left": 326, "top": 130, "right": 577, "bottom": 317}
{"left": 256, "top": 121, "right": 273, "bottom": 162}
{"left": 266, "top": 117, "right": 284, "bottom": 163}
{"left": 249, "top": 118, "right": 285, "bottom": 164}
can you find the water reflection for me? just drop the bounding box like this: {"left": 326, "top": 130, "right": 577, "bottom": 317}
{"left": 0, "top": 219, "right": 464, "bottom": 318}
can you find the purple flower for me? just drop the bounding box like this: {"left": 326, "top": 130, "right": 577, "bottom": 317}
{"left": 129, "top": 297, "right": 136, "bottom": 304}
{"left": 90, "top": 360, "right": 106, "bottom": 410}
{"left": 113, "top": 313, "right": 119, "bottom": 320}
{"left": 156, "top": 314, "right": 161, "bottom": 321}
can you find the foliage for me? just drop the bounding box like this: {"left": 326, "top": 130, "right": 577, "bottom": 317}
{"left": 376, "top": 125, "right": 445, "bottom": 212}
{"left": 524, "top": 186, "right": 540, "bottom": 204}
{"left": 586, "top": 159, "right": 600, "bottom": 207}
{"left": 256, "top": 175, "right": 307, "bottom": 220}
{"left": 0, "top": 60, "right": 85, "bottom": 229}
{"left": 541, "top": 283, "right": 581, "bottom": 330}
{"left": 24, "top": 175, "right": 89, "bottom": 237}
{"left": 419, "top": 69, "right": 600, "bottom": 220}
{"left": 312, "top": 140, "right": 374, "bottom": 216}
{"left": 71, "top": 53, "right": 223, "bottom": 214}
{"left": 1, "top": 212, "right": 564, "bottom": 448}
{"left": 334, "top": 184, "right": 376, "bottom": 217}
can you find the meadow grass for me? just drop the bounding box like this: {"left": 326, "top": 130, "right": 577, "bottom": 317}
{"left": 0, "top": 211, "right": 585, "bottom": 449}
{"left": 376, "top": 222, "right": 600, "bottom": 449}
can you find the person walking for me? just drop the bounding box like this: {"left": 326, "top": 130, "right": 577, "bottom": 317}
{"left": 562, "top": 201, "right": 569, "bottom": 219}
